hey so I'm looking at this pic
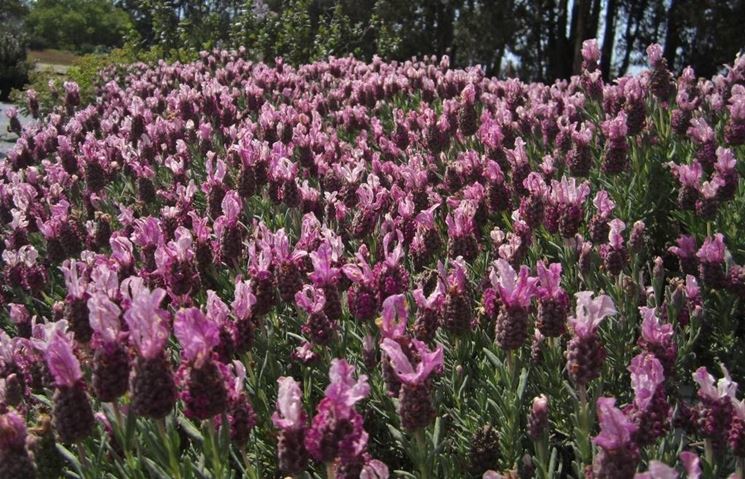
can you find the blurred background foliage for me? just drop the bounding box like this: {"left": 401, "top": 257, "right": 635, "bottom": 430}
{"left": 2, "top": 0, "right": 745, "bottom": 103}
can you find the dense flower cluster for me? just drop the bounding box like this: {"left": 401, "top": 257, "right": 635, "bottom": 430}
{"left": 0, "top": 38, "right": 744, "bottom": 477}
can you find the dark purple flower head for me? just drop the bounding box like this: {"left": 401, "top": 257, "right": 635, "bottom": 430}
{"left": 305, "top": 359, "right": 370, "bottom": 463}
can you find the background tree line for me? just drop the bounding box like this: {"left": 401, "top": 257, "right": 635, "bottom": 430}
{"left": 116, "top": 0, "right": 745, "bottom": 81}
{"left": 2, "top": 0, "right": 745, "bottom": 101}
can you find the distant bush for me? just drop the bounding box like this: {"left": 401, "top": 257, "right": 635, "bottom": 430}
{"left": 25, "top": 0, "right": 132, "bottom": 53}
{"left": 0, "top": 28, "right": 29, "bottom": 101}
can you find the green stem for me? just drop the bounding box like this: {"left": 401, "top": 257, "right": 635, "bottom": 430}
{"left": 576, "top": 384, "right": 592, "bottom": 469}
{"left": 77, "top": 442, "right": 91, "bottom": 478}
{"left": 156, "top": 418, "right": 182, "bottom": 479}
{"left": 736, "top": 457, "right": 744, "bottom": 479}
{"left": 325, "top": 462, "right": 336, "bottom": 479}
{"left": 535, "top": 433, "right": 549, "bottom": 477}
{"left": 704, "top": 439, "right": 714, "bottom": 467}
{"left": 207, "top": 418, "right": 222, "bottom": 477}
{"left": 414, "top": 428, "right": 429, "bottom": 478}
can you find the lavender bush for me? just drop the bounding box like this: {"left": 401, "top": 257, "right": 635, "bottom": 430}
{"left": 0, "top": 39, "right": 744, "bottom": 478}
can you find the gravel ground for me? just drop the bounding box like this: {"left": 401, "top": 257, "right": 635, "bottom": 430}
{"left": 0, "top": 102, "right": 31, "bottom": 159}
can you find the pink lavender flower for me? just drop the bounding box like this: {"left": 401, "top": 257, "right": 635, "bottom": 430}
{"left": 528, "top": 394, "right": 549, "bottom": 440}
{"left": 174, "top": 307, "right": 228, "bottom": 420}
{"left": 214, "top": 190, "right": 244, "bottom": 263}
{"left": 45, "top": 332, "right": 83, "bottom": 389}
{"left": 687, "top": 118, "right": 717, "bottom": 169}
{"left": 567, "top": 122, "right": 594, "bottom": 177}
{"left": 567, "top": 292, "right": 616, "bottom": 387}
{"left": 156, "top": 227, "right": 200, "bottom": 297}
{"left": 46, "top": 332, "right": 95, "bottom": 443}
{"left": 124, "top": 287, "right": 176, "bottom": 419}
{"left": 273, "top": 376, "right": 309, "bottom": 474}
{"left": 309, "top": 242, "right": 342, "bottom": 320}
{"left": 601, "top": 112, "right": 629, "bottom": 174}
{"left": 491, "top": 259, "right": 537, "bottom": 350}
{"left": 548, "top": 176, "right": 590, "bottom": 237}
{"left": 581, "top": 39, "right": 600, "bottom": 72}
{"left": 633, "top": 461, "right": 677, "bottom": 479}
{"left": 728, "top": 397, "right": 745, "bottom": 457}
{"left": 680, "top": 451, "right": 701, "bottom": 479}
{"left": 230, "top": 278, "right": 257, "bottom": 353}
{"left": 600, "top": 219, "right": 626, "bottom": 275}
{"left": 379, "top": 294, "right": 408, "bottom": 340}
{"left": 60, "top": 259, "right": 92, "bottom": 343}
{"left": 445, "top": 202, "right": 479, "bottom": 261}
{"left": 412, "top": 281, "right": 445, "bottom": 342}
{"left": 305, "top": 359, "right": 370, "bottom": 464}
{"left": 669, "top": 234, "right": 699, "bottom": 275}
{"left": 626, "top": 353, "right": 670, "bottom": 445}
{"left": 647, "top": 43, "right": 675, "bottom": 100}
{"left": 519, "top": 172, "right": 548, "bottom": 230}
{"left": 440, "top": 258, "right": 474, "bottom": 335}
{"left": 124, "top": 287, "right": 169, "bottom": 359}
{"left": 692, "top": 365, "right": 737, "bottom": 452}
{"left": 343, "top": 247, "right": 379, "bottom": 322}
{"left": 697, "top": 233, "right": 727, "bottom": 288}
{"left": 592, "top": 397, "right": 640, "bottom": 479}
{"left": 535, "top": 261, "right": 569, "bottom": 337}
{"left": 0, "top": 410, "right": 35, "bottom": 478}
{"left": 272, "top": 228, "right": 307, "bottom": 304}
{"left": 374, "top": 231, "right": 410, "bottom": 301}
{"left": 638, "top": 307, "right": 677, "bottom": 375}
{"left": 725, "top": 92, "right": 745, "bottom": 145}
{"left": 296, "top": 284, "right": 336, "bottom": 345}
{"left": 381, "top": 337, "right": 443, "bottom": 431}
{"left": 87, "top": 293, "right": 129, "bottom": 402}
{"left": 713, "top": 147, "right": 739, "bottom": 201}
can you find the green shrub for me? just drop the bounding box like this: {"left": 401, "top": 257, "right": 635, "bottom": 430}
{"left": 0, "top": 29, "right": 30, "bottom": 101}
{"left": 25, "top": 0, "right": 132, "bottom": 53}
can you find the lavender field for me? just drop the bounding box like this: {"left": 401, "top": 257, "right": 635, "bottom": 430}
{"left": 1, "top": 41, "right": 745, "bottom": 478}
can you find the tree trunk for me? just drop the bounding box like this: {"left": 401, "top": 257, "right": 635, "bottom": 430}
{"left": 619, "top": 0, "right": 647, "bottom": 76}
{"left": 601, "top": 0, "right": 617, "bottom": 80}
{"left": 571, "top": 0, "right": 591, "bottom": 74}
{"left": 663, "top": 0, "right": 680, "bottom": 70}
